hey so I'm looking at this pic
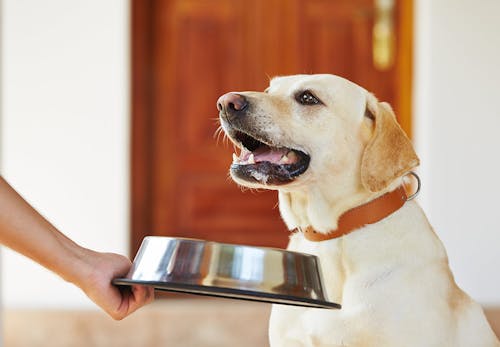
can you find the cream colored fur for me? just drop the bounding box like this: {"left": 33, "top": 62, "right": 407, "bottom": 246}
{"left": 223, "top": 74, "right": 499, "bottom": 346}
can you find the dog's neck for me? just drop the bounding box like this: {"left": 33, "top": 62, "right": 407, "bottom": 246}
{"left": 278, "top": 179, "right": 402, "bottom": 233}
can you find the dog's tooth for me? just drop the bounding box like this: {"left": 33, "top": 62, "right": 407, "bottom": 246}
{"left": 279, "top": 154, "right": 290, "bottom": 164}
{"left": 287, "top": 151, "right": 298, "bottom": 162}
{"left": 248, "top": 154, "right": 255, "bottom": 164}
{"left": 232, "top": 153, "right": 239, "bottom": 163}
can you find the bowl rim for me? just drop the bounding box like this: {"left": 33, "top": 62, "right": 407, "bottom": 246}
{"left": 140, "top": 235, "right": 318, "bottom": 258}
{"left": 113, "top": 278, "right": 341, "bottom": 309}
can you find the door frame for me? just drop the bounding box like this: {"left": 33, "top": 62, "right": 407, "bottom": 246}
{"left": 130, "top": 0, "right": 155, "bottom": 254}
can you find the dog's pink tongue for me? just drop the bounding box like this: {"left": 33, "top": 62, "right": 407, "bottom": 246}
{"left": 253, "top": 146, "right": 288, "bottom": 163}
{"left": 238, "top": 146, "right": 299, "bottom": 165}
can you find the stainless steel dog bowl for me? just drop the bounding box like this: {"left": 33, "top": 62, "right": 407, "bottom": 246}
{"left": 113, "top": 236, "right": 340, "bottom": 309}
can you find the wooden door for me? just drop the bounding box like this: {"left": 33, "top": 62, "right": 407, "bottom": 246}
{"left": 131, "top": 0, "right": 413, "bottom": 254}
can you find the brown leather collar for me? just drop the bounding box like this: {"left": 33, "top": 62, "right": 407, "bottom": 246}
{"left": 294, "top": 186, "right": 408, "bottom": 242}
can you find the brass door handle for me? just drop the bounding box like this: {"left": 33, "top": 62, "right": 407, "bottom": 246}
{"left": 373, "top": 0, "right": 395, "bottom": 71}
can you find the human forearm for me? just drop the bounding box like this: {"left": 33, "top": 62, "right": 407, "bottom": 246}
{"left": 0, "top": 176, "right": 91, "bottom": 283}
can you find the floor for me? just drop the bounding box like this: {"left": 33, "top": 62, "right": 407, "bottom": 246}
{"left": 3, "top": 299, "right": 500, "bottom": 347}
{"left": 3, "top": 298, "right": 271, "bottom": 347}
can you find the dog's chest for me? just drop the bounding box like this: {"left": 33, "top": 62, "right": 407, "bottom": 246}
{"left": 287, "top": 235, "right": 347, "bottom": 304}
{"left": 286, "top": 230, "right": 393, "bottom": 304}
{"left": 270, "top": 207, "right": 457, "bottom": 347}
{"left": 269, "top": 302, "right": 392, "bottom": 347}
{"left": 275, "top": 228, "right": 405, "bottom": 346}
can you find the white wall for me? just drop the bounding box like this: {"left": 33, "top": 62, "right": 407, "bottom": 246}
{"left": 414, "top": 0, "right": 500, "bottom": 305}
{"left": 0, "top": 0, "right": 130, "bottom": 308}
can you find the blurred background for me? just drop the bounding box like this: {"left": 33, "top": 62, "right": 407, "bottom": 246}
{"left": 1, "top": 0, "right": 499, "bottom": 346}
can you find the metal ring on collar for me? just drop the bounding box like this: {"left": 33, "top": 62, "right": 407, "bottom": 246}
{"left": 404, "top": 171, "right": 421, "bottom": 201}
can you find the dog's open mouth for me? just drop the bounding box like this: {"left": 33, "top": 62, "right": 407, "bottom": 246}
{"left": 230, "top": 131, "right": 310, "bottom": 185}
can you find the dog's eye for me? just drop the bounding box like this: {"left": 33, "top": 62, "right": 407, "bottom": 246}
{"left": 296, "top": 90, "right": 321, "bottom": 105}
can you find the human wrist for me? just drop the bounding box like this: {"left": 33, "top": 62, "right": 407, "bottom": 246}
{"left": 51, "top": 234, "right": 96, "bottom": 288}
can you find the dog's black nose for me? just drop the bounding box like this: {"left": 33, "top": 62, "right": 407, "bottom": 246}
{"left": 217, "top": 93, "right": 248, "bottom": 113}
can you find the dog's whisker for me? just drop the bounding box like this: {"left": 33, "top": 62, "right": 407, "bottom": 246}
{"left": 213, "top": 126, "right": 220, "bottom": 138}
{"left": 214, "top": 126, "right": 231, "bottom": 147}
{"left": 213, "top": 124, "right": 234, "bottom": 148}
{"left": 213, "top": 126, "right": 223, "bottom": 144}
{"left": 265, "top": 73, "right": 272, "bottom": 83}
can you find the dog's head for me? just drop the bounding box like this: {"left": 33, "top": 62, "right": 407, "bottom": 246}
{"left": 218, "top": 74, "right": 419, "bottom": 194}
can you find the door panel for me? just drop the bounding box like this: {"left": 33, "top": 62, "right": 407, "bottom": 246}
{"left": 131, "top": 0, "right": 413, "bottom": 254}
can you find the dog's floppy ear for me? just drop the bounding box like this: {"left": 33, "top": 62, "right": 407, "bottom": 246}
{"left": 361, "top": 97, "right": 419, "bottom": 192}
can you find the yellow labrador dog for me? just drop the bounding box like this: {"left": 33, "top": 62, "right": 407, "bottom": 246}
{"left": 217, "top": 74, "right": 499, "bottom": 347}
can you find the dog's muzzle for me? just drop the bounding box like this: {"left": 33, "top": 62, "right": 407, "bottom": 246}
{"left": 217, "top": 92, "right": 310, "bottom": 186}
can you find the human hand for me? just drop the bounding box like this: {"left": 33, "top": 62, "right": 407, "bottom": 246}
{"left": 74, "top": 250, "right": 155, "bottom": 320}
{"left": 0, "top": 176, "right": 154, "bottom": 319}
